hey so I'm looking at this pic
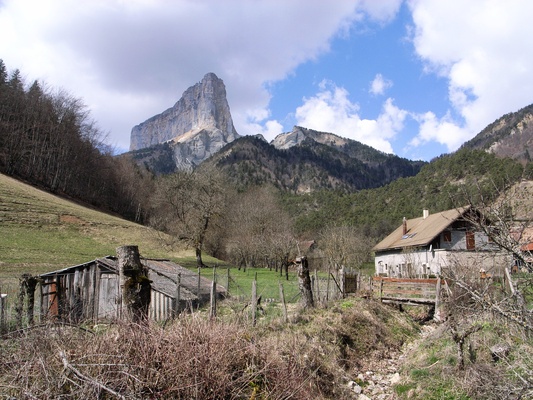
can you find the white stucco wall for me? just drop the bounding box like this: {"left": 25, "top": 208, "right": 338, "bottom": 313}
{"left": 375, "top": 247, "right": 512, "bottom": 278}
{"left": 374, "top": 248, "right": 446, "bottom": 277}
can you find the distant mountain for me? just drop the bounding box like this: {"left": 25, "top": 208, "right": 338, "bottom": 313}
{"left": 204, "top": 126, "right": 426, "bottom": 193}
{"left": 461, "top": 103, "right": 533, "bottom": 163}
{"left": 129, "top": 73, "right": 239, "bottom": 169}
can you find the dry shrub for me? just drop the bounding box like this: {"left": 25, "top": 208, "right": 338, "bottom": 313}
{"left": 0, "top": 298, "right": 419, "bottom": 399}
{"left": 0, "top": 317, "right": 328, "bottom": 399}
{"left": 461, "top": 339, "right": 533, "bottom": 400}
{"left": 397, "top": 311, "right": 533, "bottom": 400}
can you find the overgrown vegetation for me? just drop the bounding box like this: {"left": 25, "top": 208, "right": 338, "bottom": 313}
{"left": 397, "top": 315, "right": 533, "bottom": 399}
{"left": 0, "top": 298, "right": 419, "bottom": 399}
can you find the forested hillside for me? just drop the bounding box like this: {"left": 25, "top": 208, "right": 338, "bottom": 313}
{"left": 282, "top": 148, "right": 527, "bottom": 236}
{"left": 201, "top": 133, "right": 426, "bottom": 193}
{"left": 0, "top": 60, "right": 151, "bottom": 222}
{"left": 462, "top": 103, "right": 533, "bottom": 162}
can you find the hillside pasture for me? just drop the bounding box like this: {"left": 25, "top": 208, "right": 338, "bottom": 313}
{"left": 0, "top": 173, "right": 189, "bottom": 295}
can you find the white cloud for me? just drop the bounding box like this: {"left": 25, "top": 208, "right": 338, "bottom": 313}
{"left": 407, "top": 0, "right": 533, "bottom": 152}
{"left": 359, "top": 0, "right": 403, "bottom": 23}
{"left": 295, "top": 81, "right": 407, "bottom": 153}
{"left": 241, "top": 119, "right": 284, "bottom": 142}
{"left": 0, "top": 0, "right": 370, "bottom": 150}
{"left": 370, "top": 73, "right": 393, "bottom": 95}
{"left": 409, "top": 111, "right": 467, "bottom": 151}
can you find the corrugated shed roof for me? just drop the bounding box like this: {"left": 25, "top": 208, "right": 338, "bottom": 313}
{"left": 143, "top": 259, "right": 224, "bottom": 299}
{"left": 373, "top": 207, "right": 470, "bottom": 252}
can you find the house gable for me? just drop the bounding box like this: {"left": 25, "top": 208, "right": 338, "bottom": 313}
{"left": 373, "top": 207, "right": 470, "bottom": 253}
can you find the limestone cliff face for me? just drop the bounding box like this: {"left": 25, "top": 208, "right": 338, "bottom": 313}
{"left": 271, "top": 126, "right": 350, "bottom": 150}
{"left": 129, "top": 73, "right": 239, "bottom": 168}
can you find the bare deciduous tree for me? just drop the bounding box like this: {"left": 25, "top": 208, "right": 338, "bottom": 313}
{"left": 446, "top": 181, "right": 533, "bottom": 332}
{"left": 151, "top": 166, "right": 228, "bottom": 268}
{"left": 225, "top": 186, "right": 297, "bottom": 275}
{"left": 319, "top": 224, "right": 373, "bottom": 272}
{"left": 440, "top": 179, "right": 533, "bottom": 390}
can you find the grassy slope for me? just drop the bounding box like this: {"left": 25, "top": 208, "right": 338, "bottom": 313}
{"left": 0, "top": 173, "right": 191, "bottom": 295}
{"left": 0, "top": 173, "right": 299, "bottom": 302}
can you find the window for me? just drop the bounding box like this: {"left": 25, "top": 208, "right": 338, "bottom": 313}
{"left": 466, "top": 231, "right": 475, "bottom": 250}
{"left": 443, "top": 230, "right": 451, "bottom": 242}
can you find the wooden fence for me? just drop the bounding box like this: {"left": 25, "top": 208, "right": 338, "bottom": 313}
{"left": 371, "top": 276, "right": 443, "bottom": 306}
{"left": 311, "top": 268, "right": 360, "bottom": 303}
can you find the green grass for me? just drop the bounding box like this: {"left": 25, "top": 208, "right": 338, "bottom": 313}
{"left": 197, "top": 266, "right": 301, "bottom": 303}
{"left": 0, "top": 173, "right": 195, "bottom": 296}
{"left": 0, "top": 173, "right": 304, "bottom": 307}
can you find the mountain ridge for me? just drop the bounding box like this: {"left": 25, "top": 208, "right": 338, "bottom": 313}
{"left": 462, "top": 103, "right": 533, "bottom": 163}
{"left": 126, "top": 72, "right": 533, "bottom": 195}
{"left": 203, "top": 128, "right": 425, "bottom": 193}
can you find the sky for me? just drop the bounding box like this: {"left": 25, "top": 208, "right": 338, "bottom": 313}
{"left": 0, "top": 0, "right": 532, "bottom": 161}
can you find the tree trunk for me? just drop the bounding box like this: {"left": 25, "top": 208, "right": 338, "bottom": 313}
{"left": 195, "top": 247, "right": 206, "bottom": 268}
{"left": 297, "top": 256, "right": 314, "bottom": 309}
{"left": 25, "top": 275, "right": 39, "bottom": 325}
{"left": 116, "top": 245, "right": 151, "bottom": 322}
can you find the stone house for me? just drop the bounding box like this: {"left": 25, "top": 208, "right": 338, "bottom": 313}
{"left": 373, "top": 207, "right": 511, "bottom": 278}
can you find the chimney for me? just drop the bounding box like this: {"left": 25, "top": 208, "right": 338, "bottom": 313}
{"left": 423, "top": 209, "right": 429, "bottom": 219}
{"left": 402, "top": 217, "right": 407, "bottom": 235}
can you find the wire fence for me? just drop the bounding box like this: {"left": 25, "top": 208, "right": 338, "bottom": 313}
{"left": 0, "top": 266, "right": 371, "bottom": 332}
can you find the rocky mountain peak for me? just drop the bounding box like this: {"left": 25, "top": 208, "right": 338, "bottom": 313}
{"left": 271, "top": 126, "right": 311, "bottom": 149}
{"left": 129, "top": 73, "right": 239, "bottom": 168}
{"left": 271, "top": 126, "right": 351, "bottom": 150}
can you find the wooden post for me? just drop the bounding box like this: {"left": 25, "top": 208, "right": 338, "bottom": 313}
{"left": 226, "top": 268, "right": 230, "bottom": 296}
{"left": 326, "top": 263, "right": 331, "bottom": 302}
{"left": 0, "top": 294, "right": 6, "bottom": 332}
{"left": 173, "top": 273, "right": 181, "bottom": 317}
{"left": 25, "top": 275, "right": 39, "bottom": 326}
{"left": 340, "top": 266, "right": 346, "bottom": 299}
{"left": 210, "top": 281, "right": 216, "bottom": 319}
{"left": 314, "top": 269, "right": 320, "bottom": 304}
{"left": 434, "top": 277, "right": 442, "bottom": 322}
{"left": 297, "top": 256, "right": 314, "bottom": 309}
{"left": 116, "top": 245, "right": 151, "bottom": 322}
{"left": 279, "top": 282, "right": 288, "bottom": 323}
{"left": 251, "top": 275, "right": 257, "bottom": 327}
{"left": 209, "top": 267, "right": 217, "bottom": 319}
{"left": 504, "top": 267, "right": 516, "bottom": 295}
{"left": 197, "top": 267, "right": 201, "bottom": 299}
{"left": 15, "top": 274, "right": 27, "bottom": 328}
{"left": 37, "top": 281, "right": 42, "bottom": 323}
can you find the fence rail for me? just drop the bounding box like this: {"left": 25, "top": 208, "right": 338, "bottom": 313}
{"left": 1, "top": 268, "right": 449, "bottom": 331}
{"left": 371, "top": 276, "right": 443, "bottom": 305}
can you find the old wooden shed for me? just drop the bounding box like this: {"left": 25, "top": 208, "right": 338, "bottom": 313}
{"left": 40, "top": 256, "right": 226, "bottom": 322}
